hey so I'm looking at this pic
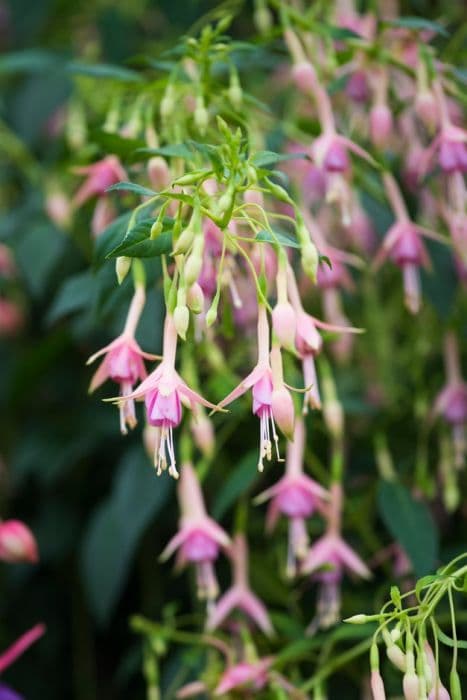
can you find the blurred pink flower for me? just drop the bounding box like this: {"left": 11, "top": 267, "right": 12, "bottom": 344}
{"left": 161, "top": 463, "right": 229, "bottom": 599}
{"left": 72, "top": 155, "right": 127, "bottom": 206}
{"left": 0, "top": 624, "right": 45, "bottom": 675}
{"left": 214, "top": 657, "right": 273, "bottom": 696}
{"left": 0, "top": 520, "right": 38, "bottom": 564}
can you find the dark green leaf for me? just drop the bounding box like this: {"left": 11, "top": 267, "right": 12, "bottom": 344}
{"left": 107, "top": 219, "right": 172, "bottom": 258}
{"left": 255, "top": 229, "right": 301, "bottom": 249}
{"left": 91, "top": 130, "right": 146, "bottom": 159}
{"left": 94, "top": 212, "right": 132, "bottom": 265}
{"left": 415, "top": 575, "right": 438, "bottom": 602}
{"left": 46, "top": 271, "right": 95, "bottom": 324}
{"left": 212, "top": 451, "right": 259, "bottom": 519}
{"left": 81, "top": 446, "right": 172, "bottom": 625}
{"left": 67, "top": 61, "right": 144, "bottom": 82}
{"left": 378, "top": 480, "right": 439, "bottom": 577}
{"left": 0, "top": 49, "right": 61, "bottom": 74}
{"left": 387, "top": 17, "right": 448, "bottom": 37}
{"left": 106, "top": 182, "right": 157, "bottom": 197}
{"left": 136, "top": 144, "right": 195, "bottom": 160}
{"left": 252, "top": 150, "right": 309, "bottom": 169}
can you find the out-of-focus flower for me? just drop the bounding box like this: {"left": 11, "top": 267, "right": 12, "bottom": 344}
{"left": 161, "top": 463, "right": 229, "bottom": 599}
{"left": 0, "top": 520, "right": 38, "bottom": 564}
{"left": 214, "top": 657, "right": 273, "bottom": 696}
{"left": 0, "top": 300, "right": 23, "bottom": 337}
{"left": 0, "top": 624, "right": 45, "bottom": 675}
{"left": 207, "top": 534, "right": 273, "bottom": 635}
{"left": 72, "top": 155, "right": 127, "bottom": 206}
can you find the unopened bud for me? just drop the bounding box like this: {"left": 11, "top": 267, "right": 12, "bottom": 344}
{"left": 450, "top": 669, "right": 462, "bottom": 700}
{"left": 160, "top": 85, "right": 175, "bottom": 120}
{"left": 147, "top": 156, "right": 170, "bottom": 190}
{"left": 0, "top": 520, "right": 38, "bottom": 564}
{"left": 184, "top": 236, "right": 204, "bottom": 286}
{"left": 216, "top": 189, "right": 234, "bottom": 218}
{"left": 386, "top": 643, "right": 407, "bottom": 672}
{"left": 301, "top": 239, "right": 319, "bottom": 283}
{"left": 403, "top": 671, "right": 420, "bottom": 700}
{"left": 229, "top": 74, "right": 243, "bottom": 109}
{"left": 272, "top": 386, "right": 295, "bottom": 440}
{"left": 116, "top": 256, "right": 131, "bottom": 284}
{"left": 187, "top": 282, "right": 204, "bottom": 314}
{"left": 345, "top": 614, "right": 371, "bottom": 625}
{"left": 266, "top": 179, "right": 294, "bottom": 205}
{"left": 272, "top": 301, "right": 297, "bottom": 350}
{"left": 194, "top": 97, "right": 209, "bottom": 134}
{"left": 370, "top": 670, "right": 387, "bottom": 700}
{"left": 291, "top": 61, "right": 317, "bottom": 94}
{"left": 190, "top": 410, "right": 215, "bottom": 457}
{"left": 174, "top": 304, "right": 190, "bottom": 340}
{"left": 370, "top": 104, "right": 393, "bottom": 148}
{"left": 254, "top": 5, "right": 272, "bottom": 34}
{"left": 415, "top": 91, "right": 438, "bottom": 132}
{"left": 173, "top": 227, "right": 195, "bottom": 255}
{"left": 206, "top": 304, "right": 218, "bottom": 327}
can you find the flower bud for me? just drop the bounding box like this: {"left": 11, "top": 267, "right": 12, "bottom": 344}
{"left": 403, "top": 671, "right": 420, "bottom": 700}
{"left": 184, "top": 236, "right": 204, "bottom": 287}
{"left": 45, "top": 191, "right": 71, "bottom": 228}
{"left": 345, "top": 614, "right": 371, "bottom": 624}
{"left": 301, "top": 239, "right": 319, "bottom": 283}
{"left": 206, "top": 304, "right": 218, "bottom": 327}
{"left": 150, "top": 220, "right": 163, "bottom": 239}
{"left": 174, "top": 304, "right": 189, "bottom": 340}
{"left": 415, "top": 91, "right": 438, "bottom": 132}
{"left": 194, "top": 97, "right": 209, "bottom": 134}
{"left": 160, "top": 85, "right": 175, "bottom": 120}
{"left": 272, "top": 301, "right": 297, "bottom": 350}
{"left": 371, "top": 670, "right": 387, "bottom": 700}
{"left": 272, "top": 386, "right": 295, "bottom": 440}
{"left": 291, "top": 61, "right": 317, "bottom": 93}
{"left": 186, "top": 282, "right": 205, "bottom": 314}
{"left": 229, "top": 75, "right": 242, "bottom": 109}
{"left": 370, "top": 104, "right": 393, "bottom": 148}
{"left": 173, "top": 227, "right": 195, "bottom": 256}
{"left": 450, "top": 669, "right": 462, "bottom": 700}
{"left": 386, "top": 643, "right": 407, "bottom": 672}
{"left": 0, "top": 520, "right": 38, "bottom": 564}
{"left": 190, "top": 410, "right": 215, "bottom": 457}
{"left": 254, "top": 5, "right": 272, "bottom": 34}
{"left": 147, "top": 156, "right": 170, "bottom": 190}
{"left": 116, "top": 256, "right": 131, "bottom": 285}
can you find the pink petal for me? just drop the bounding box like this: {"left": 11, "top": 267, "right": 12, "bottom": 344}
{"left": 0, "top": 624, "right": 46, "bottom": 674}
{"left": 335, "top": 537, "right": 371, "bottom": 579}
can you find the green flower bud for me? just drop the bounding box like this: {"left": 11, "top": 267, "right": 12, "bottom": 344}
{"left": 173, "top": 226, "right": 195, "bottom": 256}
{"left": 194, "top": 97, "right": 209, "bottom": 134}
{"left": 173, "top": 304, "right": 189, "bottom": 340}
{"left": 116, "top": 256, "right": 131, "bottom": 285}
{"left": 184, "top": 235, "right": 204, "bottom": 287}
{"left": 150, "top": 220, "right": 163, "bottom": 239}
{"left": 301, "top": 239, "right": 319, "bottom": 283}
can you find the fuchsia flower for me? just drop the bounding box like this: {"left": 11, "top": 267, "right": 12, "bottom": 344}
{"left": 302, "top": 483, "right": 370, "bottom": 631}
{"left": 214, "top": 657, "right": 273, "bottom": 696}
{"left": 0, "top": 520, "right": 38, "bottom": 564}
{"left": 256, "top": 418, "right": 329, "bottom": 577}
{"left": 122, "top": 315, "right": 219, "bottom": 478}
{"left": 370, "top": 669, "right": 387, "bottom": 700}
{"left": 72, "top": 155, "right": 127, "bottom": 207}
{"left": 207, "top": 534, "right": 273, "bottom": 635}
{"left": 219, "top": 306, "right": 294, "bottom": 471}
{"left": 433, "top": 332, "right": 467, "bottom": 467}
{"left": 88, "top": 286, "right": 157, "bottom": 435}
{"left": 161, "top": 463, "right": 229, "bottom": 599}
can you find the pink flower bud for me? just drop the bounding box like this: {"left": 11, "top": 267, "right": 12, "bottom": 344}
{"left": 387, "top": 643, "right": 407, "bottom": 672}
{"left": 403, "top": 671, "right": 420, "bottom": 700}
{"left": 45, "top": 191, "right": 71, "bottom": 228}
{"left": 370, "top": 104, "right": 393, "bottom": 148}
{"left": 346, "top": 71, "right": 369, "bottom": 103}
{"left": 429, "top": 685, "right": 451, "bottom": 699}
{"left": 371, "top": 670, "right": 387, "bottom": 700}
{"left": 190, "top": 411, "right": 215, "bottom": 458}
{"left": 186, "top": 283, "right": 204, "bottom": 314}
{"left": 147, "top": 156, "right": 170, "bottom": 190}
{"left": 415, "top": 91, "right": 438, "bottom": 131}
{"left": 291, "top": 61, "right": 317, "bottom": 93}
{"left": 272, "top": 301, "right": 297, "bottom": 349}
{"left": 0, "top": 300, "right": 24, "bottom": 337}
{"left": 0, "top": 520, "right": 38, "bottom": 564}
{"left": 271, "top": 386, "right": 295, "bottom": 440}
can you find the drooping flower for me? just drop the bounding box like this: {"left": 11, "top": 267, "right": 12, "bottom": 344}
{"left": 219, "top": 306, "right": 293, "bottom": 471}
{"left": 207, "top": 533, "right": 273, "bottom": 635}
{"left": 256, "top": 418, "right": 329, "bottom": 577}
{"left": 121, "top": 315, "right": 219, "bottom": 478}
{"left": 88, "top": 285, "right": 157, "bottom": 434}
{"left": 0, "top": 520, "right": 38, "bottom": 564}
{"left": 433, "top": 332, "right": 467, "bottom": 467}
{"left": 160, "top": 463, "right": 230, "bottom": 599}
{"left": 302, "top": 483, "right": 370, "bottom": 632}
{"left": 72, "top": 155, "right": 127, "bottom": 207}
{"left": 214, "top": 657, "right": 273, "bottom": 696}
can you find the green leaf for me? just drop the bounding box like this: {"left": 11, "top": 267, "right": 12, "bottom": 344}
{"left": 106, "top": 182, "right": 157, "bottom": 197}
{"left": 320, "top": 254, "right": 333, "bottom": 270}
{"left": 212, "top": 451, "right": 259, "bottom": 519}
{"left": 252, "top": 150, "right": 309, "bottom": 169}
{"left": 91, "top": 129, "right": 146, "bottom": 160}
{"left": 136, "top": 144, "right": 195, "bottom": 160}
{"left": 255, "top": 229, "right": 301, "bottom": 249}
{"left": 14, "top": 223, "right": 65, "bottom": 298}
{"left": 46, "top": 271, "right": 95, "bottom": 324}
{"left": 415, "top": 575, "right": 438, "bottom": 602}
{"left": 377, "top": 480, "right": 439, "bottom": 577}
{"left": 386, "top": 17, "right": 448, "bottom": 37}
{"left": 107, "top": 219, "right": 172, "bottom": 258}
{"left": 323, "top": 24, "right": 363, "bottom": 40}
{"left": 0, "top": 49, "right": 61, "bottom": 74}
{"left": 67, "top": 61, "right": 144, "bottom": 82}
{"left": 81, "top": 445, "right": 172, "bottom": 625}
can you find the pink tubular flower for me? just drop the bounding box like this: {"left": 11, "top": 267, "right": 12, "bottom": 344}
{"left": 0, "top": 520, "right": 38, "bottom": 564}
{"left": 433, "top": 332, "right": 467, "bottom": 467}
{"left": 302, "top": 483, "right": 370, "bottom": 631}
{"left": 371, "top": 670, "right": 387, "bottom": 700}
{"left": 160, "top": 463, "right": 229, "bottom": 599}
{"left": 122, "top": 315, "right": 219, "bottom": 478}
{"left": 219, "top": 306, "right": 292, "bottom": 471}
{"left": 256, "top": 418, "right": 329, "bottom": 577}
{"left": 207, "top": 534, "right": 273, "bottom": 635}
{"left": 72, "top": 155, "right": 127, "bottom": 207}
{"left": 88, "top": 285, "right": 156, "bottom": 435}
{"left": 0, "top": 624, "right": 45, "bottom": 675}
{"left": 214, "top": 657, "right": 273, "bottom": 696}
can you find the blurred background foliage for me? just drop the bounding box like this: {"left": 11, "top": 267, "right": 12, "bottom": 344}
{"left": 0, "top": 0, "right": 466, "bottom": 699}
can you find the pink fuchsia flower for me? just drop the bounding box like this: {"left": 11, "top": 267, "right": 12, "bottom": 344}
{"left": 122, "top": 315, "right": 219, "bottom": 478}
{"left": 256, "top": 418, "right": 329, "bottom": 577}
{"left": 370, "top": 669, "right": 387, "bottom": 700}
{"left": 433, "top": 332, "right": 467, "bottom": 468}
{"left": 346, "top": 70, "right": 370, "bottom": 104}
{"left": 0, "top": 520, "right": 38, "bottom": 564}
{"left": 161, "top": 463, "right": 229, "bottom": 599}
{"left": 88, "top": 285, "right": 157, "bottom": 435}
{"left": 214, "top": 657, "right": 273, "bottom": 696}
{"left": 424, "top": 643, "right": 450, "bottom": 700}
{"left": 72, "top": 155, "right": 127, "bottom": 207}
{"left": 207, "top": 534, "right": 273, "bottom": 635}
{"left": 0, "top": 623, "right": 45, "bottom": 675}
{"left": 302, "top": 483, "right": 370, "bottom": 631}
{"left": 219, "top": 306, "right": 294, "bottom": 471}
